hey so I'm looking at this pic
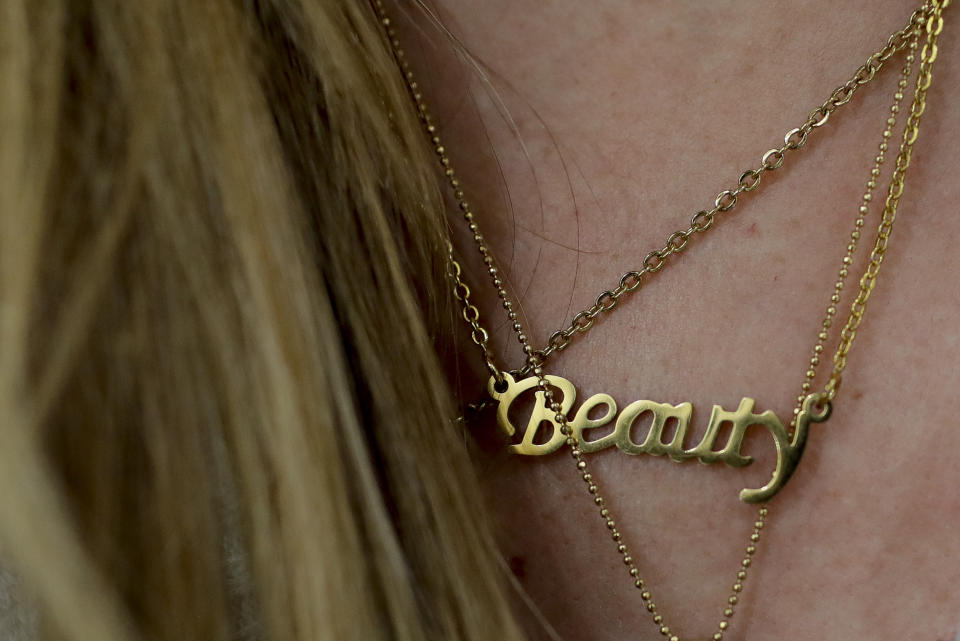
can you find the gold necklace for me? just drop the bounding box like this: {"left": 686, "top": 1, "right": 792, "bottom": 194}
{"left": 372, "top": 1, "right": 949, "bottom": 639}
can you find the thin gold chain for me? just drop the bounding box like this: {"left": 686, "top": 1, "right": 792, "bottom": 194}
{"left": 788, "top": 31, "right": 921, "bottom": 430}
{"left": 372, "top": 0, "right": 929, "bottom": 384}
{"left": 448, "top": 242, "right": 504, "bottom": 382}
{"left": 823, "top": 3, "right": 948, "bottom": 403}
{"left": 372, "top": 2, "right": 947, "bottom": 640}
{"left": 522, "top": 12, "right": 941, "bottom": 640}
{"left": 522, "top": 7, "right": 931, "bottom": 375}
{"left": 370, "top": 1, "right": 530, "bottom": 385}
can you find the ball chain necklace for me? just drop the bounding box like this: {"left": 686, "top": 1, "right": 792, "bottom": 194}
{"left": 372, "top": 1, "right": 949, "bottom": 639}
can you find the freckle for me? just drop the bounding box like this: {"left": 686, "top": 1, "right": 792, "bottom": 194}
{"left": 508, "top": 555, "right": 527, "bottom": 579}
{"left": 852, "top": 389, "right": 864, "bottom": 400}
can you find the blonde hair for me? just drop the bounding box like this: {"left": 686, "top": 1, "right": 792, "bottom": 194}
{"left": 0, "top": 1, "right": 525, "bottom": 639}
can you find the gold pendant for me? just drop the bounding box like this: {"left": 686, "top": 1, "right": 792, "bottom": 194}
{"left": 488, "top": 373, "right": 831, "bottom": 503}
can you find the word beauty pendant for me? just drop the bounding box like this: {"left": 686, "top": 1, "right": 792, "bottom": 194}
{"left": 488, "top": 373, "right": 831, "bottom": 503}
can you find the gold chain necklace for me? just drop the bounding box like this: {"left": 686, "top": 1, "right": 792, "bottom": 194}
{"left": 372, "top": 1, "right": 949, "bottom": 639}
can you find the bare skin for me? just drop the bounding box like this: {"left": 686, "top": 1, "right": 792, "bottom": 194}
{"left": 404, "top": 2, "right": 960, "bottom": 640}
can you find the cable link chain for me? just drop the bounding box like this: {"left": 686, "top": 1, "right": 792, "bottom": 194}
{"left": 521, "top": 3, "right": 933, "bottom": 376}
{"left": 447, "top": 245, "right": 505, "bottom": 385}
{"left": 369, "top": 0, "right": 540, "bottom": 382}
{"left": 787, "top": 31, "right": 921, "bottom": 432}
{"left": 372, "top": 0, "right": 930, "bottom": 380}
{"left": 824, "top": 0, "right": 948, "bottom": 402}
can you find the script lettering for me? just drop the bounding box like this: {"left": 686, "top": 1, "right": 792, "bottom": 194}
{"left": 488, "top": 372, "right": 831, "bottom": 503}
{"left": 615, "top": 400, "right": 694, "bottom": 459}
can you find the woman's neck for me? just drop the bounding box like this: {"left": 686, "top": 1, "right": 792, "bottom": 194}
{"left": 405, "top": 2, "right": 960, "bottom": 640}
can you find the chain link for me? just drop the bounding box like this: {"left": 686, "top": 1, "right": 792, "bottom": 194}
{"left": 370, "top": 0, "right": 544, "bottom": 381}
{"left": 447, "top": 244, "right": 505, "bottom": 384}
